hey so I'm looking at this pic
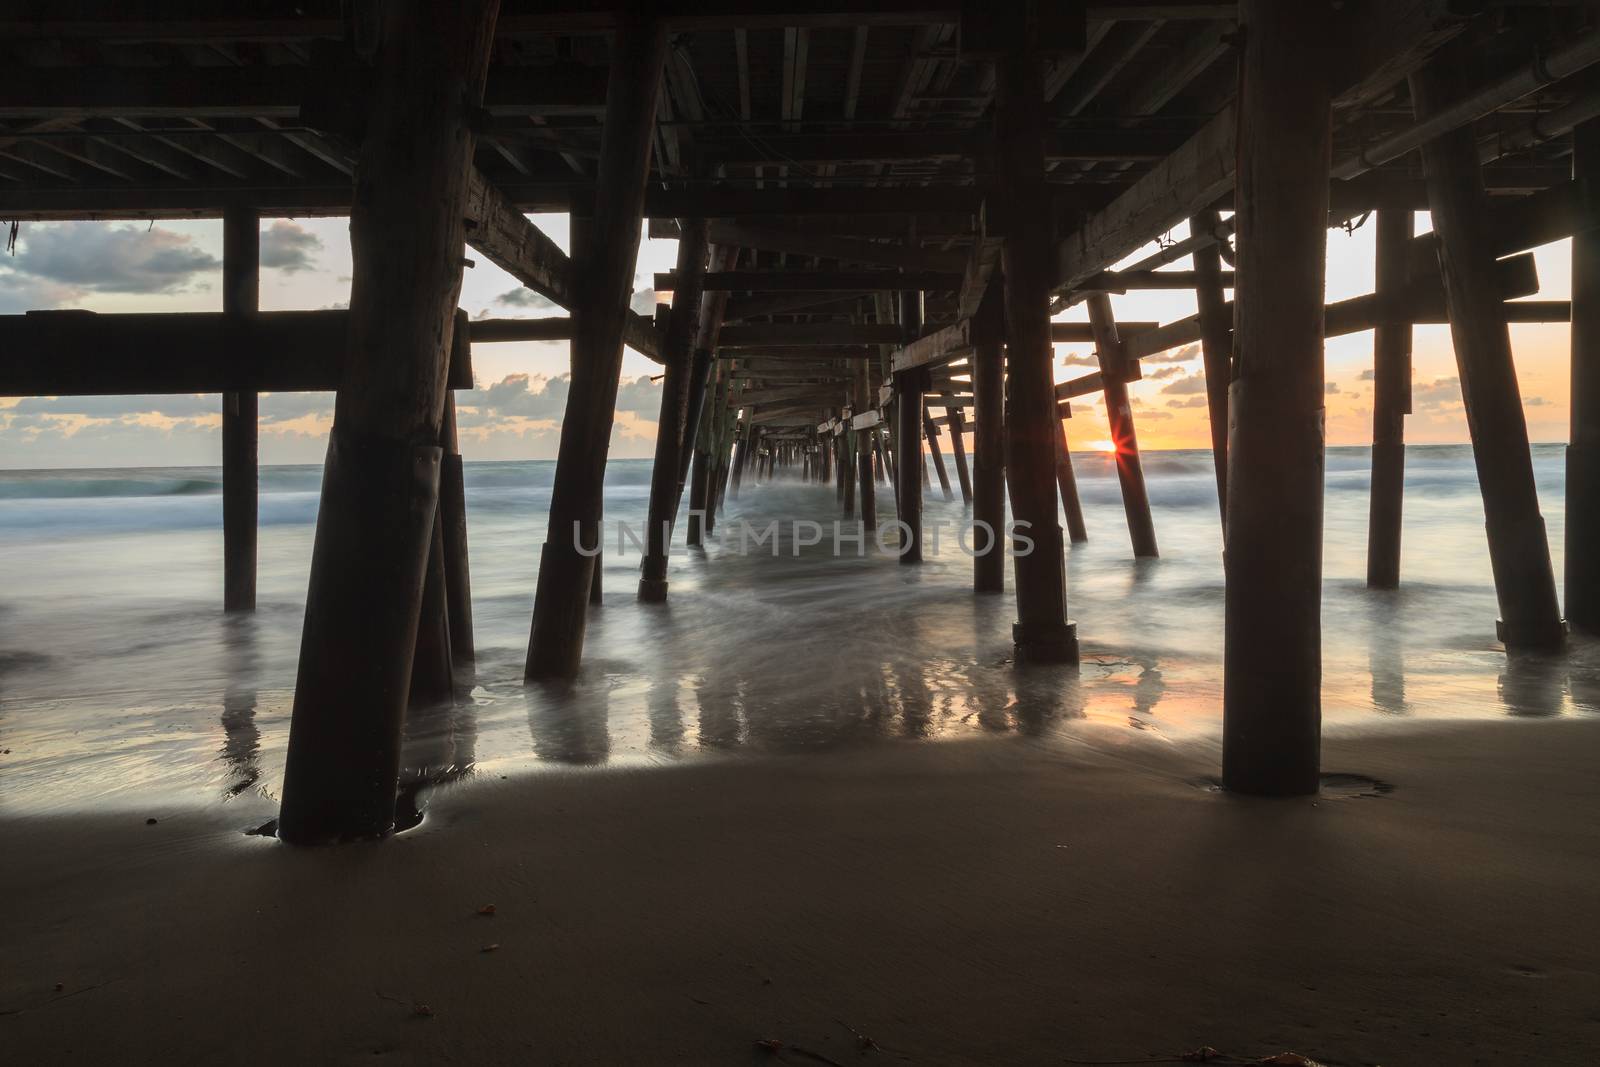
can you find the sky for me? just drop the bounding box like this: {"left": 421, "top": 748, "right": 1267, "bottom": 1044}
{"left": 0, "top": 210, "right": 1575, "bottom": 469}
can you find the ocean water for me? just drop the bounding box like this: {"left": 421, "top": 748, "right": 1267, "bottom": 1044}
{"left": 1, "top": 444, "right": 1595, "bottom": 822}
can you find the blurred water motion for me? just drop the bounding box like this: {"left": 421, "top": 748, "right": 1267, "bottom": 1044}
{"left": 1, "top": 445, "right": 1596, "bottom": 819}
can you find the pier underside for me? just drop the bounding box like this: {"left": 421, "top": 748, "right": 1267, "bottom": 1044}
{"left": 2, "top": 2, "right": 1599, "bottom": 849}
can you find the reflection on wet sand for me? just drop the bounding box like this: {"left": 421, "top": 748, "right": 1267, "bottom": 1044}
{"left": 218, "top": 615, "right": 261, "bottom": 799}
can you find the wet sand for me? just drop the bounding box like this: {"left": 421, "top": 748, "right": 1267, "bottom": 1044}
{"left": 4, "top": 717, "right": 1597, "bottom": 1065}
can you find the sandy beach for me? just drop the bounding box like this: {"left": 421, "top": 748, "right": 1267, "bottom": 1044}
{"left": 4, "top": 716, "right": 1597, "bottom": 1065}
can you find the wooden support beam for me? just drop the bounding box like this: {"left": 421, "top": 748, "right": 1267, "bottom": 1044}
{"left": 1367, "top": 208, "right": 1412, "bottom": 590}
{"left": 438, "top": 395, "right": 475, "bottom": 665}
{"left": 948, "top": 406, "right": 973, "bottom": 506}
{"left": 221, "top": 204, "right": 258, "bottom": 614}
{"left": 278, "top": 0, "right": 500, "bottom": 845}
{"left": 1086, "top": 293, "right": 1157, "bottom": 558}
{"left": 923, "top": 407, "right": 954, "bottom": 502}
{"left": 1191, "top": 207, "right": 1231, "bottom": 527}
{"left": 997, "top": 39, "right": 1076, "bottom": 664}
{"left": 970, "top": 282, "right": 1007, "bottom": 592}
{"left": 1079, "top": 268, "right": 1235, "bottom": 292}
{"left": 1052, "top": 0, "right": 1470, "bottom": 293}
{"left": 658, "top": 269, "right": 962, "bottom": 292}
{"left": 894, "top": 290, "right": 928, "bottom": 560}
{"left": 639, "top": 217, "right": 708, "bottom": 602}
{"left": 1412, "top": 50, "right": 1565, "bottom": 651}
{"left": 718, "top": 323, "right": 904, "bottom": 347}
{"left": 526, "top": 12, "right": 667, "bottom": 680}
{"left": 698, "top": 221, "right": 968, "bottom": 273}
{"left": 462, "top": 170, "right": 573, "bottom": 306}
{"left": 891, "top": 317, "right": 973, "bottom": 373}
{"left": 1570, "top": 120, "right": 1600, "bottom": 634}
{"left": 1122, "top": 252, "right": 1545, "bottom": 363}
{"left": 1053, "top": 414, "right": 1088, "bottom": 544}
{"left": 0, "top": 309, "right": 473, "bottom": 395}
{"left": 1223, "top": 0, "right": 1328, "bottom": 798}
{"left": 854, "top": 348, "right": 878, "bottom": 531}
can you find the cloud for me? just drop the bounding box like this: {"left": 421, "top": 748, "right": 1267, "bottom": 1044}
{"left": 5, "top": 222, "right": 219, "bottom": 294}
{"left": 495, "top": 287, "right": 556, "bottom": 310}
{"left": 459, "top": 373, "right": 571, "bottom": 419}
{"left": 1061, "top": 350, "right": 1099, "bottom": 368}
{"left": 1166, "top": 395, "right": 1208, "bottom": 409}
{"left": 615, "top": 374, "right": 665, "bottom": 414}
{"left": 1325, "top": 381, "right": 1339, "bottom": 394}
{"left": 1358, "top": 369, "right": 1375, "bottom": 382}
{"left": 0, "top": 274, "right": 78, "bottom": 314}
{"left": 1139, "top": 409, "right": 1174, "bottom": 420}
{"left": 1146, "top": 342, "right": 1201, "bottom": 365}
{"left": 1412, "top": 376, "right": 1462, "bottom": 411}
{"left": 1525, "top": 395, "right": 1549, "bottom": 407}
{"left": 1148, "top": 365, "right": 1187, "bottom": 380}
{"left": 1159, "top": 375, "right": 1207, "bottom": 396}
{"left": 258, "top": 220, "right": 323, "bottom": 273}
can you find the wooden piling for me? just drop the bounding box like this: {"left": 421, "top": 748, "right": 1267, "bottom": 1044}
{"left": 222, "top": 204, "right": 258, "bottom": 612}
{"left": 924, "top": 409, "right": 954, "bottom": 501}
{"left": 855, "top": 358, "right": 877, "bottom": 530}
{"left": 410, "top": 507, "right": 455, "bottom": 703}
{"left": 972, "top": 283, "right": 1006, "bottom": 594}
{"left": 639, "top": 216, "right": 708, "bottom": 602}
{"left": 1223, "top": 0, "right": 1330, "bottom": 796}
{"left": 1190, "top": 208, "right": 1231, "bottom": 525}
{"left": 1412, "top": 52, "right": 1565, "bottom": 650}
{"left": 894, "top": 289, "right": 926, "bottom": 561}
{"left": 438, "top": 392, "right": 474, "bottom": 663}
{"left": 278, "top": 0, "right": 499, "bottom": 843}
{"left": 1086, "top": 292, "right": 1157, "bottom": 558}
{"left": 1366, "top": 208, "right": 1412, "bottom": 590}
{"left": 948, "top": 408, "right": 973, "bottom": 505}
{"left": 996, "top": 40, "right": 1075, "bottom": 663}
{"left": 1568, "top": 119, "right": 1600, "bottom": 633}
{"left": 526, "top": 13, "right": 667, "bottom": 680}
{"left": 1054, "top": 415, "right": 1088, "bottom": 544}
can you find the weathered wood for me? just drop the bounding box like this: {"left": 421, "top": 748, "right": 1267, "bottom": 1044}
{"left": 997, "top": 40, "right": 1075, "bottom": 663}
{"left": 1122, "top": 252, "right": 1544, "bottom": 362}
{"left": 1367, "top": 208, "right": 1412, "bottom": 590}
{"left": 1087, "top": 293, "right": 1157, "bottom": 558}
{"left": 1080, "top": 268, "right": 1235, "bottom": 291}
{"left": 1570, "top": 120, "right": 1600, "bottom": 634}
{"left": 410, "top": 506, "right": 455, "bottom": 705}
{"left": 855, "top": 352, "right": 878, "bottom": 531}
{"left": 1412, "top": 50, "right": 1565, "bottom": 651}
{"left": 0, "top": 309, "right": 473, "bottom": 396}
{"left": 972, "top": 282, "right": 1006, "bottom": 593}
{"left": 438, "top": 394, "right": 474, "bottom": 664}
{"left": 659, "top": 269, "right": 961, "bottom": 292}
{"left": 640, "top": 217, "right": 709, "bottom": 602}
{"left": 718, "top": 323, "right": 906, "bottom": 347}
{"left": 526, "top": 12, "right": 667, "bottom": 680}
{"left": 890, "top": 317, "right": 972, "bottom": 373}
{"left": 279, "top": 0, "right": 500, "bottom": 844}
{"left": 1053, "top": 0, "right": 1468, "bottom": 293}
{"left": 221, "top": 203, "right": 258, "bottom": 613}
{"left": 924, "top": 410, "right": 954, "bottom": 502}
{"left": 702, "top": 219, "right": 967, "bottom": 272}
{"left": 1223, "top": 0, "right": 1330, "bottom": 798}
{"left": 1190, "top": 208, "right": 1231, "bottom": 525}
{"left": 948, "top": 407, "right": 973, "bottom": 505}
{"left": 1054, "top": 416, "right": 1088, "bottom": 544}
{"left": 894, "top": 290, "right": 927, "bottom": 561}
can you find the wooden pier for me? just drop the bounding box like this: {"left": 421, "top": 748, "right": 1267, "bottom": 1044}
{"left": 2, "top": 0, "right": 1597, "bottom": 832}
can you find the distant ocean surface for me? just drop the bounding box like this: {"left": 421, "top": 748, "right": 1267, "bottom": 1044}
{"left": 2, "top": 445, "right": 1595, "bottom": 820}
